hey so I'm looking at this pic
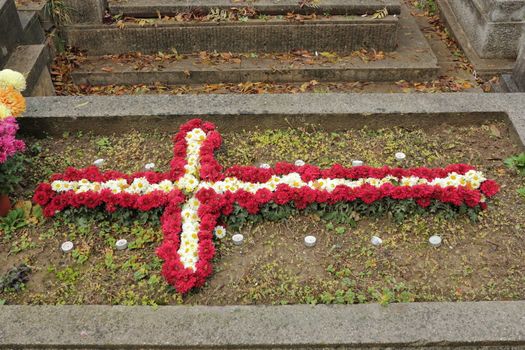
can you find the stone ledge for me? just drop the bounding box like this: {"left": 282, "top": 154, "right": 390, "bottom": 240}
{"left": 21, "top": 93, "right": 525, "bottom": 150}
{"left": 0, "top": 301, "right": 524, "bottom": 349}
{"left": 108, "top": 0, "right": 402, "bottom": 16}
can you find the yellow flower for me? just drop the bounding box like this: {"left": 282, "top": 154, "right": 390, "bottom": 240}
{"left": 0, "top": 87, "right": 26, "bottom": 117}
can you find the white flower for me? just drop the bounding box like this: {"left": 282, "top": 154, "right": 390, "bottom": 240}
{"left": 144, "top": 163, "right": 155, "bottom": 170}
{"left": 128, "top": 177, "right": 149, "bottom": 193}
{"left": 214, "top": 226, "right": 227, "bottom": 239}
{"left": 0, "top": 69, "right": 26, "bottom": 92}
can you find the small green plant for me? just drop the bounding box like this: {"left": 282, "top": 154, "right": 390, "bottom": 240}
{"left": 504, "top": 153, "right": 525, "bottom": 175}
{"left": 0, "top": 208, "right": 28, "bottom": 238}
{"left": 517, "top": 187, "right": 525, "bottom": 198}
{"left": 0, "top": 154, "right": 26, "bottom": 195}
{"left": 414, "top": 0, "right": 437, "bottom": 15}
{"left": 0, "top": 264, "right": 31, "bottom": 293}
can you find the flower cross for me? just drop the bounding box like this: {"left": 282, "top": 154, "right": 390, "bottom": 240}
{"left": 34, "top": 119, "right": 500, "bottom": 293}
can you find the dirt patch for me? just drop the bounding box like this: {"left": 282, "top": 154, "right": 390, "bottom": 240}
{"left": 0, "top": 121, "right": 524, "bottom": 305}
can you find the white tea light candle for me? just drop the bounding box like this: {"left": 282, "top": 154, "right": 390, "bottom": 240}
{"left": 144, "top": 163, "right": 155, "bottom": 170}
{"left": 93, "top": 159, "right": 105, "bottom": 167}
{"left": 61, "top": 241, "right": 74, "bottom": 253}
{"left": 304, "top": 236, "right": 317, "bottom": 247}
{"left": 429, "top": 235, "right": 442, "bottom": 247}
{"left": 395, "top": 152, "right": 406, "bottom": 161}
{"left": 371, "top": 236, "right": 383, "bottom": 246}
{"left": 295, "top": 159, "right": 306, "bottom": 167}
{"left": 259, "top": 163, "right": 271, "bottom": 169}
{"left": 116, "top": 239, "right": 128, "bottom": 250}
{"left": 352, "top": 160, "right": 364, "bottom": 167}
{"left": 232, "top": 234, "right": 244, "bottom": 245}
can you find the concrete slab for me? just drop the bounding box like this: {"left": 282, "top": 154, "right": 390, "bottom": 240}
{"left": 108, "top": 0, "right": 401, "bottom": 16}
{"left": 437, "top": 0, "right": 515, "bottom": 77}
{"left": 21, "top": 93, "right": 525, "bottom": 150}
{"left": 4, "top": 44, "right": 51, "bottom": 96}
{"left": 63, "top": 16, "right": 399, "bottom": 55}
{"left": 71, "top": 8, "right": 437, "bottom": 85}
{"left": 0, "top": 301, "right": 524, "bottom": 349}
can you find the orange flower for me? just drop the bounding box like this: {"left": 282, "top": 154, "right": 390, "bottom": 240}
{"left": 0, "top": 86, "right": 26, "bottom": 117}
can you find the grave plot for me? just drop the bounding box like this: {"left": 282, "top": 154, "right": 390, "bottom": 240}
{"left": 2, "top": 93, "right": 525, "bottom": 305}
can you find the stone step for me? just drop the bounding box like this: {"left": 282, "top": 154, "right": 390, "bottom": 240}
{"left": 4, "top": 44, "right": 54, "bottom": 96}
{"left": 63, "top": 15, "right": 399, "bottom": 55}
{"left": 15, "top": 0, "right": 53, "bottom": 30}
{"left": 71, "top": 6, "right": 436, "bottom": 85}
{"left": 108, "top": 0, "right": 402, "bottom": 17}
{"left": 0, "top": 0, "right": 24, "bottom": 67}
{"left": 18, "top": 10, "right": 46, "bottom": 44}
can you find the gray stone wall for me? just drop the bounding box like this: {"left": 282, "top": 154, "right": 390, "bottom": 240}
{"left": 447, "top": 0, "right": 525, "bottom": 59}
{"left": 63, "top": 0, "right": 107, "bottom": 24}
{"left": 0, "top": 0, "right": 23, "bottom": 67}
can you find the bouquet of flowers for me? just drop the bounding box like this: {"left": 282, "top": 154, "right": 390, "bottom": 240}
{"left": 0, "top": 69, "right": 27, "bottom": 215}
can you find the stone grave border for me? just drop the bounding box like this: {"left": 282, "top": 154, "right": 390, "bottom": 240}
{"left": 2, "top": 92, "right": 525, "bottom": 349}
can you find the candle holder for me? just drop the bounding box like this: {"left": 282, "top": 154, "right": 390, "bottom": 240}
{"left": 395, "top": 152, "right": 406, "bottom": 162}
{"left": 232, "top": 234, "right": 244, "bottom": 245}
{"left": 304, "top": 236, "right": 317, "bottom": 247}
{"left": 116, "top": 239, "right": 128, "bottom": 250}
{"left": 429, "top": 235, "right": 442, "bottom": 247}
{"left": 93, "top": 159, "right": 105, "bottom": 167}
{"left": 61, "top": 241, "right": 74, "bottom": 253}
{"left": 371, "top": 236, "right": 383, "bottom": 246}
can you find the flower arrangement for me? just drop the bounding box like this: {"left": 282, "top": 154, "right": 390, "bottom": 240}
{"left": 0, "top": 69, "right": 26, "bottom": 163}
{"left": 0, "top": 69, "right": 27, "bottom": 214}
{"left": 34, "top": 119, "right": 500, "bottom": 293}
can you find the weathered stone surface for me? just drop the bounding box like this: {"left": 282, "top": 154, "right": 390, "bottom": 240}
{"left": 63, "top": 17, "right": 399, "bottom": 55}
{"left": 62, "top": 0, "right": 107, "bottom": 24}
{"left": 18, "top": 11, "right": 46, "bottom": 44}
{"left": 108, "top": 0, "right": 401, "bottom": 16}
{"left": 4, "top": 44, "right": 51, "bottom": 96}
{"left": 0, "top": 301, "right": 524, "bottom": 349}
{"left": 0, "top": 0, "right": 24, "bottom": 67}
{"left": 440, "top": 0, "right": 525, "bottom": 59}
{"left": 514, "top": 33, "right": 525, "bottom": 91}
{"left": 71, "top": 9, "right": 436, "bottom": 85}
{"left": 22, "top": 93, "right": 525, "bottom": 151}
{"left": 476, "top": 0, "right": 525, "bottom": 21}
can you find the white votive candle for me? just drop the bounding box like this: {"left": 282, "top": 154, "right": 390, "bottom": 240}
{"left": 429, "top": 235, "right": 442, "bottom": 248}
{"left": 61, "top": 241, "right": 74, "bottom": 253}
{"left": 93, "top": 159, "right": 105, "bottom": 167}
{"left": 304, "top": 236, "right": 317, "bottom": 247}
{"left": 395, "top": 152, "right": 406, "bottom": 162}
{"left": 232, "top": 234, "right": 244, "bottom": 245}
{"left": 352, "top": 160, "right": 364, "bottom": 167}
{"left": 371, "top": 236, "right": 383, "bottom": 246}
{"left": 116, "top": 239, "right": 128, "bottom": 250}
